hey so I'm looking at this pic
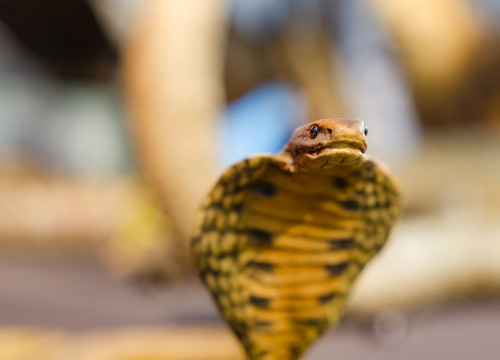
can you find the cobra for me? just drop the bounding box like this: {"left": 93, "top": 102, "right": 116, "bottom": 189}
{"left": 191, "top": 119, "right": 401, "bottom": 360}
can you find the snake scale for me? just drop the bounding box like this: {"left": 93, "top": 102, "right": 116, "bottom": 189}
{"left": 191, "top": 119, "right": 401, "bottom": 359}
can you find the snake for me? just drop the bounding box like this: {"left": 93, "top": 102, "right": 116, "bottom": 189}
{"left": 191, "top": 119, "right": 401, "bottom": 359}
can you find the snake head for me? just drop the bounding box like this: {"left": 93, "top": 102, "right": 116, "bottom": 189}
{"left": 285, "top": 119, "right": 368, "bottom": 171}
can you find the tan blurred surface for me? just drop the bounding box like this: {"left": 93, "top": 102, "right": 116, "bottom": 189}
{"left": 0, "top": 168, "right": 176, "bottom": 280}
{"left": 0, "top": 327, "right": 244, "bottom": 360}
{"left": 0, "top": 169, "right": 126, "bottom": 253}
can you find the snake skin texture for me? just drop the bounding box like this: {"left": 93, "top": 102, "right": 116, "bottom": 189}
{"left": 191, "top": 120, "right": 401, "bottom": 360}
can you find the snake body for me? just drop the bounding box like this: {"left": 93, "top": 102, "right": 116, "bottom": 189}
{"left": 192, "top": 119, "right": 401, "bottom": 359}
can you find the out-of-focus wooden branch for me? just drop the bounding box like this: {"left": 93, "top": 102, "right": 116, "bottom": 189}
{"left": 370, "top": 0, "right": 483, "bottom": 125}
{"left": 121, "top": 1, "right": 226, "bottom": 270}
{"left": 0, "top": 171, "right": 125, "bottom": 253}
{"left": 0, "top": 164, "right": 176, "bottom": 280}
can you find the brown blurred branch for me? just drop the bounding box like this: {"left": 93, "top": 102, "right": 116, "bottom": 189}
{"left": 121, "top": 0, "right": 226, "bottom": 263}
{"left": 0, "top": 172, "right": 126, "bottom": 253}
{"left": 371, "top": 0, "right": 483, "bottom": 125}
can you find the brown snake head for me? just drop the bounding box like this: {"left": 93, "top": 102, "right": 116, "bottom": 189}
{"left": 285, "top": 119, "right": 368, "bottom": 171}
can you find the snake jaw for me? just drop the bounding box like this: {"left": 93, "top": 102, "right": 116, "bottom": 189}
{"left": 314, "top": 140, "right": 367, "bottom": 154}
{"left": 294, "top": 139, "right": 367, "bottom": 171}
{"left": 296, "top": 148, "right": 366, "bottom": 171}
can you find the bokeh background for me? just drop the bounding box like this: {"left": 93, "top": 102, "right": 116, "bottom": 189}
{"left": 1, "top": 0, "right": 500, "bottom": 359}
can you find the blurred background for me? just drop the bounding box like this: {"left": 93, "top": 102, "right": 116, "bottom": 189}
{"left": 0, "top": 0, "right": 499, "bottom": 359}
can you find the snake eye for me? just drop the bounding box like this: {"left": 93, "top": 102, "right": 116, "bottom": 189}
{"left": 310, "top": 124, "right": 319, "bottom": 139}
{"left": 363, "top": 125, "right": 368, "bottom": 136}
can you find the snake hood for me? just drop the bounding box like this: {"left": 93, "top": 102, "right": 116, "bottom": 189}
{"left": 192, "top": 119, "right": 400, "bottom": 360}
{"left": 285, "top": 118, "right": 368, "bottom": 171}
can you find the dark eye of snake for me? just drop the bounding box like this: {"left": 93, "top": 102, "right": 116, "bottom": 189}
{"left": 363, "top": 125, "right": 368, "bottom": 136}
{"left": 310, "top": 124, "right": 319, "bottom": 139}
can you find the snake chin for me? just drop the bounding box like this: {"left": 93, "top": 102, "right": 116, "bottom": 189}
{"left": 296, "top": 148, "right": 365, "bottom": 171}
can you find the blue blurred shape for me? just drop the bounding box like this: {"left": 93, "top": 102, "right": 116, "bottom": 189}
{"left": 217, "top": 82, "right": 305, "bottom": 171}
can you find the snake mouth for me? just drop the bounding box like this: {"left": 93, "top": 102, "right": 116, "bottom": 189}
{"left": 307, "top": 140, "right": 366, "bottom": 156}
{"left": 295, "top": 140, "right": 367, "bottom": 170}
